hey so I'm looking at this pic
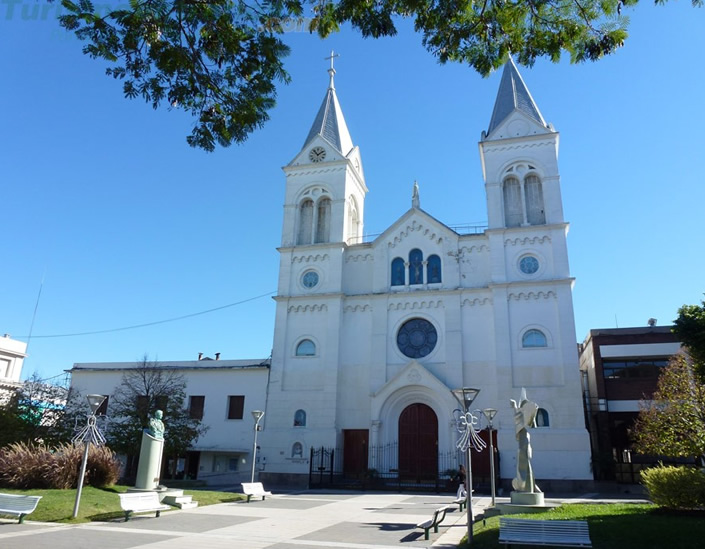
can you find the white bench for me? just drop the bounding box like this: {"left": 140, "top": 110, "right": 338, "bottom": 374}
{"left": 0, "top": 493, "right": 42, "bottom": 524}
{"left": 241, "top": 482, "right": 273, "bottom": 503}
{"left": 416, "top": 506, "right": 451, "bottom": 540}
{"left": 118, "top": 492, "right": 170, "bottom": 522}
{"left": 499, "top": 517, "right": 592, "bottom": 548}
{"left": 454, "top": 496, "right": 467, "bottom": 511}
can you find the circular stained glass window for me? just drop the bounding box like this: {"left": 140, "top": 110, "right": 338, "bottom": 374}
{"left": 397, "top": 318, "right": 438, "bottom": 359}
{"left": 302, "top": 270, "right": 319, "bottom": 288}
{"left": 519, "top": 255, "right": 539, "bottom": 275}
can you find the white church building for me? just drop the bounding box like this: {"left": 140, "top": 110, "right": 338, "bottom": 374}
{"left": 258, "top": 57, "right": 592, "bottom": 490}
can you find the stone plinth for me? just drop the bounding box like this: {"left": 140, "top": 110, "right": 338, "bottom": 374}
{"left": 135, "top": 431, "right": 164, "bottom": 490}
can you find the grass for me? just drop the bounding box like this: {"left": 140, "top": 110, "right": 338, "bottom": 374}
{"left": 0, "top": 485, "right": 243, "bottom": 523}
{"left": 462, "top": 503, "right": 705, "bottom": 549}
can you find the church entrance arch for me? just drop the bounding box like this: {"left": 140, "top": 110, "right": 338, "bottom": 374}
{"left": 398, "top": 403, "right": 438, "bottom": 482}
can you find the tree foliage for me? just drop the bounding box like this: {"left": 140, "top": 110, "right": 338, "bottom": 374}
{"left": 52, "top": 0, "right": 702, "bottom": 151}
{"left": 105, "top": 355, "right": 207, "bottom": 477}
{"left": 632, "top": 354, "right": 705, "bottom": 462}
{"left": 673, "top": 297, "right": 705, "bottom": 378}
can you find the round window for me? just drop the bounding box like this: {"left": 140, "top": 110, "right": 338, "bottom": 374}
{"left": 397, "top": 318, "right": 438, "bottom": 359}
{"left": 302, "top": 270, "right": 319, "bottom": 288}
{"left": 519, "top": 255, "right": 539, "bottom": 275}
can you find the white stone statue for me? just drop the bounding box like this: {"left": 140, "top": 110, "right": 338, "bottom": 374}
{"left": 510, "top": 389, "right": 541, "bottom": 493}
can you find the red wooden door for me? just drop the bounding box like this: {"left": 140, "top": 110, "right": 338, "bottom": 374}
{"left": 398, "top": 403, "right": 438, "bottom": 481}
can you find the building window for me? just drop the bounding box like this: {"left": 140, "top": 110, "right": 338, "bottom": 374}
{"left": 227, "top": 395, "right": 245, "bottom": 419}
{"left": 315, "top": 198, "right": 331, "bottom": 243}
{"left": 189, "top": 395, "right": 205, "bottom": 420}
{"left": 536, "top": 408, "right": 550, "bottom": 427}
{"left": 397, "top": 317, "right": 438, "bottom": 359}
{"left": 347, "top": 196, "right": 360, "bottom": 243}
{"left": 294, "top": 409, "right": 307, "bottom": 427}
{"left": 408, "top": 248, "right": 424, "bottom": 285}
{"left": 524, "top": 174, "right": 545, "bottom": 225}
{"left": 292, "top": 442, "right": 304, "bottom": 458}
{"left": 391, "top": 257, "right": 405, "bottom": 286}
{"left": 297, "top": 199, "right": 314, "bottom": 245}
{"left": 503, "top": 176, "right": 523, "bottom": 227}
{"left": 602, "top": 358, "right": 668, "bottom": 379}
{"left": 522, "top": 329, "right": 547, "bottom": 348}
{"left": 295, "top": 339, "right": 316, "bottom": 356}
{"left": 427, "top": 254, "right": 441, "bottom": 283}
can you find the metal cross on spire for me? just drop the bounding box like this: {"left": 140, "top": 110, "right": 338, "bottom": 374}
{"left": 325, "top": 50, "right": 340, "bottom": 89}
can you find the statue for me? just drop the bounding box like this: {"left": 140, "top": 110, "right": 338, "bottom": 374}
{"left": 510, "top": 389, "right": 541, "bottom": 493}
{"left": 146, "top": 409, "right": 165, "bottom": 440}
{"left": 412, "top": 180, "right": 420, "bottom": 209}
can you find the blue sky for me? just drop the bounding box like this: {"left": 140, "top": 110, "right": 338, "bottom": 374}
{"left": 2, "top": 2, "right": 704, "bottom": 382}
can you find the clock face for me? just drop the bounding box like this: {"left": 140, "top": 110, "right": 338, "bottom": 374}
{"left": 302, "top": 270, "right": 319, "bottom": 288}
{"left": 519, "top": 255, "right": 539, "bottom": 275}
{"left": 309, "top": 146, "right": 326, "bottom": 163}
{"left": 397, "top": 318, "right": 438, "bottom": 359}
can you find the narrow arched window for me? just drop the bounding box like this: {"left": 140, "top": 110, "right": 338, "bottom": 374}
{"left": 391, "top": 257, "right": 405, "bottom": 286}
{"left": 297, "top": 199, "right": 314, "bottom": 245}
{"left": 524, "top": 174, "right": 545, "bottom": 225}
{"left": 503, "top": 176, "right": 523, "bottom": 227}
{"left": 292, "top": 442, "right": 304, "bottom": 458}
{"left": 409, "top": 249, "right": 424, "bottom": 285}
{"left": 295, "top": 339, "right": 316, "bottom": 356}
{"left": 427, "top": 254, "right": 441, "bottom": 284}
{"left": 347, "top": 197, "right": 360, "bottom": 244}
{"left": 294, "top": 409, "right": 306, "bottom": 427}
{"left": 522, "top": 329, "right": 547, "bottom": 348}
{"left": 536, "top": 408, "right": 550, "bottom": 427}
{"left": 315, "top": 198, "right": 331, "bottom": 243}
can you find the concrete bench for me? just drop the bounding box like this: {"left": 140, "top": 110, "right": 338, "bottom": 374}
{"left": 454, "top": 496, "right": 466, "bottom": 511}
{"left": 416, "top": 506, "right": 451, "bottom": 540}
{"left": 499, "top": 517, "right": 592, "bottom": 548}
{"left": 118, "top": 492, "right": 170, "bottom": 522}
{"left": 0, "top": 493, "right": 42, "bottom": 524}
{"left": 241, "top": 482, "right": 273, "bottom": 503}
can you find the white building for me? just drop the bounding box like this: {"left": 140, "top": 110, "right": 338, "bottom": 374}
{"left": 0, "top": 334, "right": 27, "bottom": 403}
{"left": 70, "top": 356, "right": 269, "bottom": 485}
{"left": 259, "top": 58, "right": 592, "bottom": 490}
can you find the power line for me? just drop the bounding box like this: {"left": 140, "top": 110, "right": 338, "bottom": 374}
{"left": 16, "top": 291, "right": 276, "bottom": 339}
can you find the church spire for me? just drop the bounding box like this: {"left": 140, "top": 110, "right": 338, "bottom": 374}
{"left": 485, "top": 56, "right": 547, "bottom": 138}
{"left": 301, "top": 51, "right": 354, "bottom": 157}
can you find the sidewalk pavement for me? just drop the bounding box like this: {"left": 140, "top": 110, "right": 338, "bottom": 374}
{"left": 0, "top": 490, "right": 649, "bottom": 549}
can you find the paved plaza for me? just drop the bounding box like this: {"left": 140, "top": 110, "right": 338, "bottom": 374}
{"left": 0, "top": 490, "right": 647, "bottom": 549}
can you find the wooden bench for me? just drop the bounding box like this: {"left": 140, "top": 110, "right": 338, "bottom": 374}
{"left": 499, "top": 517, "right": 592, "bottom": 548}
{"left": 0, "top": 493, "right": 42, "bottom": 524}
{"left": 241, "top": 482, "right": 273, "bottom": 503}
{"left": 416, "top": 506, "right": 451, "bottom": 540}
{"left": 118, "top": 492, "right": 170, "bottom": 522}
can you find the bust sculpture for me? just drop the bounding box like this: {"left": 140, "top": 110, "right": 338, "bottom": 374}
{"left": 146, "top": 409, "right": 165, "bottom": 440}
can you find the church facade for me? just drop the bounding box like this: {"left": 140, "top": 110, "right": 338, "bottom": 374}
{"left": 260, "top": 59, "right": 592, "bottom": 489}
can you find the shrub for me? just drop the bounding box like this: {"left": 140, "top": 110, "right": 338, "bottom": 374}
{"left": 0, "top": 441, "right": 121, "bottom": 489}
{"left": 641, "top": 464, "right": 705, "bottom": 509}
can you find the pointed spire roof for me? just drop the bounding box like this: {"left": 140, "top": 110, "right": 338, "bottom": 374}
{"left": 486, "top": 57, "right": 547, "bottom": 137}
{"left": 302, "top": 52, "right": 354, "bottom": 156}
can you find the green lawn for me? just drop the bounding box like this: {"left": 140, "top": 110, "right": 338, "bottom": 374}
{"left": 0, "top": 485, "right": 243, "bottom": 523}
{"left": 463, "top": 503, "right": 705, "bottom": 549}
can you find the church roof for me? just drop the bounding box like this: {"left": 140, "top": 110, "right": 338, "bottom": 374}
{"left": 302, "top": 68, "right": 354, "bottom": 156}
{"left": 486, "top": 57, "right": 546, "bottom": 137}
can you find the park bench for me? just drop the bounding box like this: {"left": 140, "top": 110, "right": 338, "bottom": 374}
{"left": 499, "top": 517, "right": 592, "bottom": 548}
{"left": 416, "top": 506, "right": 451, "bottom": 540}
{"left": 241, "top": 482, "right": 273, "bottom": 503}
{"left": 453, "top": 496, "right": 466, "bottom": 511}
{"left": 118, "top": 492, "right": 170, "bottom": 522}
{"left": 0, "top": 493, "right": 42, "bottom": 524}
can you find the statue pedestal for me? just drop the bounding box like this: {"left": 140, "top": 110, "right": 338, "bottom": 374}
{"left": 135, "top": 431, "right": 164, "bottom": 490}
{"left": 510, "top": 491, "right": 544, "bottom": 506}
{"left": 496, "top": 491, "right": 556, "bottom": 516}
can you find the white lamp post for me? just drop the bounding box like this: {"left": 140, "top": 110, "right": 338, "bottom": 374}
{"left": 250, "top": 410, "right": 264, "bottom": 483}
{"left": 482, "top": 408, "right": 498, "bottom": 507}
{"left": 452, "top": 387, "right": 480, "bottom": 547}
{"left": 72, "top": 394, "right": 106, "bottom": 519}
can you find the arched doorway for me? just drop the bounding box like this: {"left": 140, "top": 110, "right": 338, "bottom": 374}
{"left": 398, "top": 403, "right": 438, "bottom": 482}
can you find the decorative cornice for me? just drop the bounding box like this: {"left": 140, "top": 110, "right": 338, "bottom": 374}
{"left": 292, "top": 253, "right": 329, "bottom": 264}
{"left": 461, "top": 297, "right": 492, "bottom": 307}
{"left": 345, "top": 253, "right": 374, "bottom": 263}
{"left": 389, "top": 219, "right": 443, "bottom": 248}
{"left": 287, "top": 304, "right": 328, "bottom": 313}
{"left": 482, "top": 140, "right": 553, "bottom": 154}
{"left": 459, "top": 244, "right": 490, "bottom": 254}
{"left": 508, "top": 290, "right": 556, "bottom": 301}
{"left": 344, "top": 304, "right": 372, "bottom": 313}
{"left": 388, "top": 299, "right": 443, "bottom": 311}
{"left": 504, "top": 235, "right": 551, "bottom": 246}
{"left": 285, "top": 165, "right": 347, "bottom": 177}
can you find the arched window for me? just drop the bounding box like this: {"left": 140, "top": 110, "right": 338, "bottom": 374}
{"left": 347, "top": 197, "right": 360, "bottom": 244}
{"left": 297, "top": 199, "right": 314, "bottom": 245}
{"left": 295, "top": 339, "right": 316, "bottom": 356}
{"left": 427, "top": 254, "right": 441, "bottom": 284}
{"left": 522, "top": 329, "right": 547, "bottom": 348}
{"left": 408, "top": 248, "right": 424, "bottom": 285}
{"left": 524, "top": 174, "right": 545, "bottom": 225}
{"left": 503, "top": 176, "right": 523, "bottom": 227}
{"left": 315, "top": 198, "right": 331, "bottom": 243}
{"left": 391, "top": 257, "right": 405, "bottom": 286}
{"left": 292, "top": 442, "right": 303, "bottom": 458}
{"left": 536, "top": 408, "right": 550, "bottom": 427}
{"left": 294, "top": 409, "right": 306, "bottom": 427}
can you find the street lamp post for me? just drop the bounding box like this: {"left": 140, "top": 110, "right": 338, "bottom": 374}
{"left": 452, "top": 387, "right": 480, "bottom": 547}
{"left": 72, "top": 394, "right": 106, "bottom": 519}
{"left": 482, "top": 408, "right": 498, "bottom": 507}
{"left": 250, "top": 410, "right": 264, "bottom": 483}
